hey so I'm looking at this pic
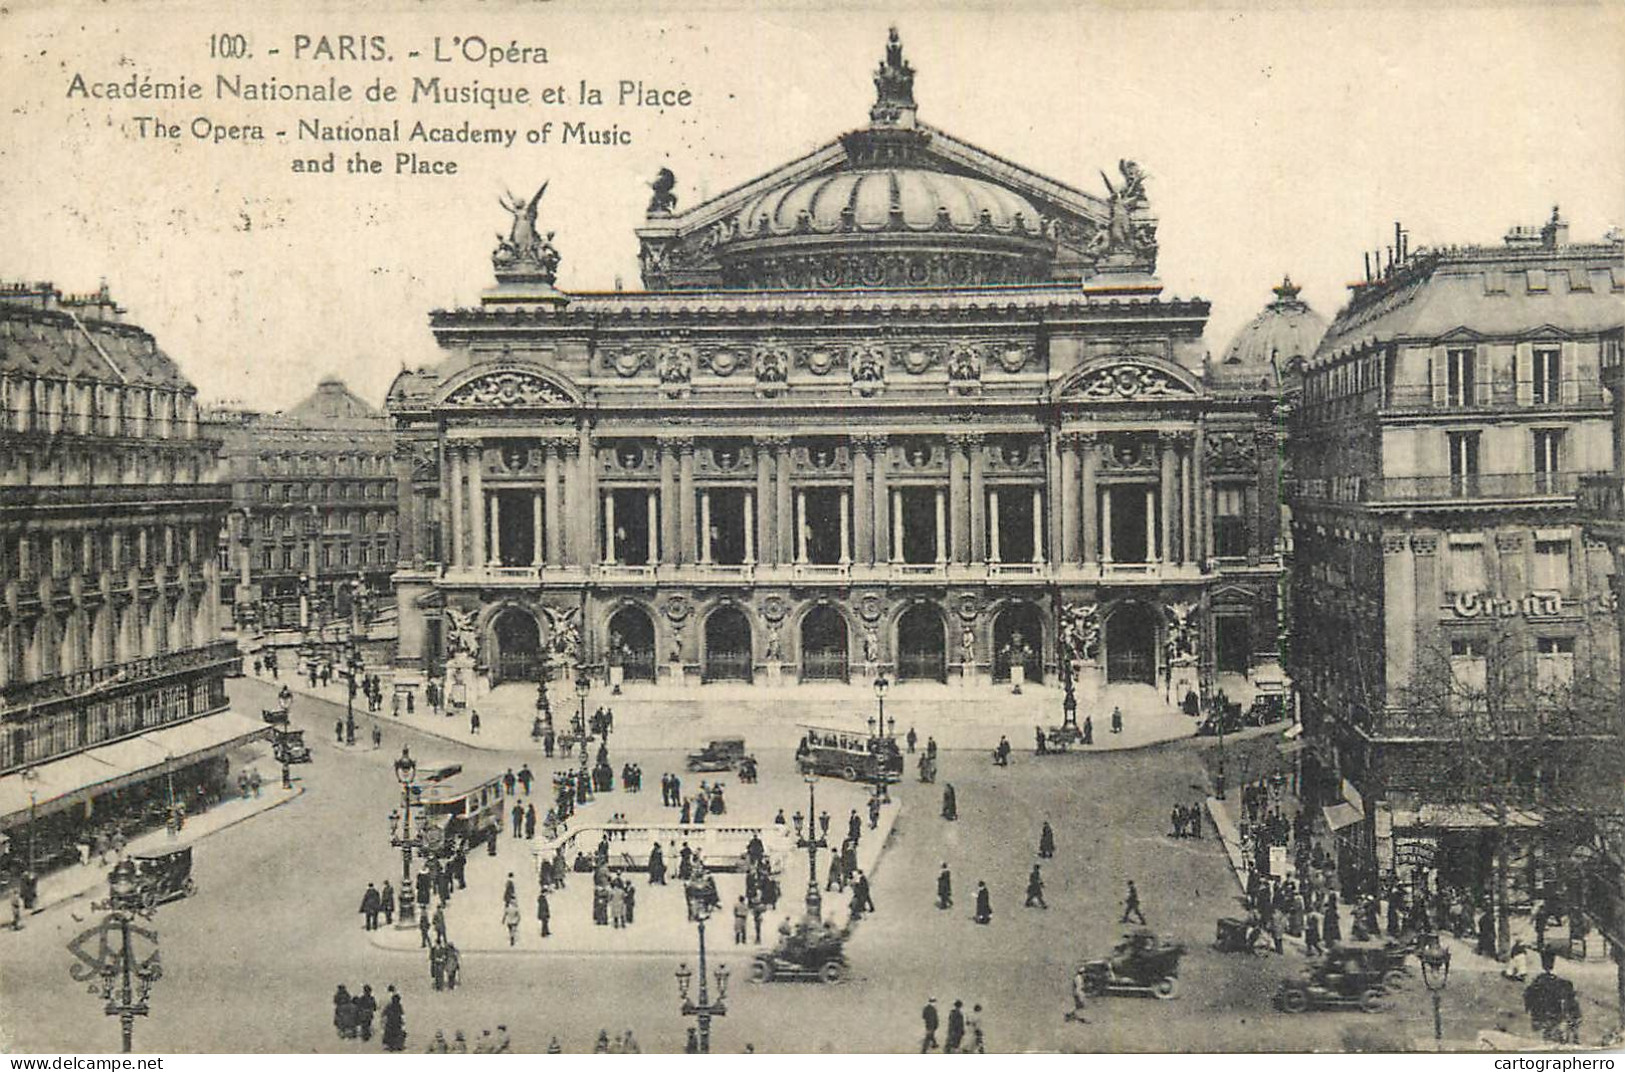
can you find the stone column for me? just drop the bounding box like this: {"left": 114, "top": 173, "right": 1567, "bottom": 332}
{"left": 934, "top": 488, "right": 947, "bottom": 564}
{"left": 532, "top": 492, "right": 544, "bottom": 566}
{"left": 891, "top": 489, "right": 903, "bottom": 563}
{"left": 677, "top": 438, "right": 696, "bottom": 565}
{"left": 743, "top": 492, "right": 755, "bottom": 564}
{"left": 795, "top": 490, "right": 808, "bottom": 563}
{"left": 756, "top": 445, "right": 775, "bottom": 565}
{"left": 1145, "top": 487, "right": 1158, "bottom": 563}
{"left": 647, "top": 490, "right": 659, "bottom": 564}
{"left": 1181, "top": 445, "right": 1194, "bottom": 566}
{"left": 699, "top": 490, "right": 712, "bottom": 565}
{"left": 1161, "top": 433, "right": 1177, "bottom": 567}
{"left": 1193, "top": 426, "right": 1208, "bottom": 565}
{"left": 772, "top": 436, "right": 793, "bottom": 564}
{"left": 659, "top": 440, "right": 678, "bottom": 566}
{"left": 467, "top": 444, "right": 485, "bottom": 568}
{"left": 1080, "top": 433, "right": 1099, "bottom": 565}
{"left": 238, "top": 514, "right": 252, "bottom": 587}
{"left": 603, "top": 491, "right": 616, "bottom": 564}
{"left": 449, "top": 445, "right": 466, "bottom": 567}
{"left": 852, "top": 439, "right": 873, "bottom": 566}
{"left": 948, "top": 435, "right": 969, "bottom": 564}
{"left": 989, "top": 490, "right": 1002, "bottom": 563}
{"left": 839, "top": 491, "right": 851, "bottom": 564}
{"left": 968, "top": 435, "right": 986, "bottom": 563}
{"left": 544, "top": 443, "right": 563, "bottom": 566}
{"left": 488, "top": 490, "right": 501, "bottom": 566}
{"left": 1101, "top": 486, "right": 1114, "bottom": 564}
{"left": 559, "top": 443, "right": 578, "bottom": 565}
{"left": 1031, "top": 488, "right": 1045, "bottom": 563}
{"left": 872, "top": 437, "right": 890, "bottom": 564}
{"left": 1059, "top": 435, "right": 1079, "bottom": 563}
{"left": 578, "top": 424, "right": 598, "bottom": 571}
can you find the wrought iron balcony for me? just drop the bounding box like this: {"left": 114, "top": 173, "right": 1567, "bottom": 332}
{"left": 0, "top": 640, "right": 240, "bottom": 711}
{"left": 1292, "top": 471, "right": 1598, "bottom": 505}
{"left": 1382, "top": 380, "right": 1607, "bottom": 413}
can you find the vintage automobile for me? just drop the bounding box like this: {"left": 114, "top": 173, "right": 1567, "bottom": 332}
{"left": 1081, "top": 929, "right": 1186, "bottom": 999}
{"left": 686, "top": 738, "right": 752, "bottom": 773}
{"left": 130, "top": 846, "right": 197, "bottom": 904}
{"left": 1273, "top": 946, "right": 1391, "bottom": 1013}
{"left": 751, "top": 918, "right": 850, "bottom": 984}
{"left": 1214, "top": 915, "right": 1270, "bottom": 955}
{"left": 272, "top": 728, "right": 313, "bottom": 765}
{"left": 795, "top": 726, "right": 904, "bottom": 783}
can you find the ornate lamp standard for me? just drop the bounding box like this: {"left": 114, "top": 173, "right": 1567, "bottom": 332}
{"left": 674, "top": 900, "right": 729, "bottom": 1054}
{"left": 88, "top": 860, "right": 162, "bottom": 1053}
{"left": 389, "top": 749, "right": 420, "bottom": 925}
{"left": 866, "top": 675, "right": 895, "bottom": 804}
{"left": 1419, "top": 937, "right": 1451, "bottom": 1045}
{"left": 792, "top": 775, "right": 828, "bottom": 921}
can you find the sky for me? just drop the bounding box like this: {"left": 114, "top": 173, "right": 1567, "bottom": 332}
{"left": 2, "top": 0, "right": 1622, "bottom": 412}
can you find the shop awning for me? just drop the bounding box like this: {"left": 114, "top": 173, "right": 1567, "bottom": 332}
{"left": 0, "top": 711, "right": 268, "bottom": 830}
{"left": 1323, "top": 802, "right": 1365, "bottom": 831}
{"left": 1401, "top": 802, "right": 1544, "bottom": 829}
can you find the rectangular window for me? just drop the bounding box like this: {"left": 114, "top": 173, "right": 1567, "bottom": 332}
{"left": 1531, "top": 347, "right": 1561, "bottom": 405}
{"left": 1449, "top": 637, "right": 1489, "bottom": 711}
{"left": 1535, "top": 636, "right": 1575, "bottom": 697}
{"left": 1446, "top": 348, "right": 1476, "bottom": 407}
{"left": 1533, "top": 537, "right": 1571, "bottom": 595}
{"left": 1447, "top": 431, "right": 1480, "bottom": 496}
{"left": 1214, "top": 487, "right": 1247, "bottom": 558}
{"left": 1446, "top": 536, "right": 1486, "bottom": 595}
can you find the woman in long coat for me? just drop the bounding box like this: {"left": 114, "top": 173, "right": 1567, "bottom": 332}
{"left": 333, "top": 985, "right": 355, "bottom": 1039}
{"left": 942, "top": 784, "right": 958, "bottom": 822}
{"left": 974, "top": 880, "right": 992, "bottom": 924}
{"left": 381, "top": 992, "right": 407, "bottom": 1052}
{"left": 1322, "top": 894, "right": 1342, "bottom": 946}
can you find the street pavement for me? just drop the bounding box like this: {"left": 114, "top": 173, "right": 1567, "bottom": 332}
{"left": 0, "top": 675, "right": 1605, "bottom": 1053}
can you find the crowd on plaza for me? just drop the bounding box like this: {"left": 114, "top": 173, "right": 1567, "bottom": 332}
{"left": 330, "top": 982, "right": 408, "bottom": 1052}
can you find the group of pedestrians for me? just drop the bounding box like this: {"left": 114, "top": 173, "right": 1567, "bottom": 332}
{"left": 357, "top": 881, "right": 397, "bottom": 930}
{"left": 1168, "top": 801, "right": 1205, "bottom": 839}
{"left": 332, "top": 983, "right": 406, "bottom": 1051}
{"left": 424, "top": 1026, "right": 514, "bottom": 1053}
{"left": 919, "top": 997, "right": 987, "bottom": 1053}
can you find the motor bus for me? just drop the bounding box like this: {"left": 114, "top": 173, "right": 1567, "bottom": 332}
{"left": 794, "top": 724, "right": 904, "bottom": 783}
{"left": 416, "top": 768, "right": 505, "bottom": 855}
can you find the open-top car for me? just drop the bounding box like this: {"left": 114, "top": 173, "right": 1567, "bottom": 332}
{"left": 1081, "top": 929, "right": 1186, "bottom": 999}
{"left": 751, "top": 918, "right": 850, "bottom": 984}
{"left": 130, "top": 845, "right": 197, "bottom": 904}
{"left": 1273, "top": 946, "right": 1390, "bottom": 1013}
{"left": 686, "top": 737, "right": 751, "bottom": 773}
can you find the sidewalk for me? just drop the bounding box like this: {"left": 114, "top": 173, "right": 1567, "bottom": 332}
{"left": 242, "top": 666, "right": 1204, "bottom": 755}
{"left": 5, "top": 773, "right": 304, "bottom": 920}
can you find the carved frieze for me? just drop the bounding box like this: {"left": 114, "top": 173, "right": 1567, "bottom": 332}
{"left": 1204, "top": 431, "right": 1259, "bottom": 473}
{"left": 1072, "top": 362, "right": 1192, "bottom": 402}
{"left": 443, "top": 370, "right": 571, "bottom": 409}
{"left": 946, "top": 345, "right": 982, "bottom": 395}
{"left": 850, "top": 346, "right": 886, "bottom": 397}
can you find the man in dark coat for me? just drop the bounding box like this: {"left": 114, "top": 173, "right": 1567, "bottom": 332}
{"left": 937, "top": 863, "right": 953, "bottom": 910}
{"left": 946, "top": 999, "right": 966, "bottom": 1053}
{"left": 920, "top": 998, "right": 940, "bottom": 1052}
{"left": 1121, "top": 880, "right": 1146, "bottom": 924}
{"left": 354, "top": 984, "right": 377, "bottom": 1042}
{"left": 417, "top": 908, "right": 430, "bottom": 948}
{"left": 381, "top": 991, "right": 407, "bottom": 1052}
{"left": 1082, "top": 714, "right": 1094, "bottom": 745}
{"left": 1039, "top": 821, "right": 1056, "bottom": 858}
{"left": 1524, "top": 949, "right": 1581, "bottom": 1042}
{"left": 942, "top": 784, "right": 958, "bottom": 821}
{"left": 380, "top": 881, "right": 395, "bottom": 925}
{"left": 360, "top": 883, "right": 382, "bottom": 930}
{"left": 536, "top": 889, "right": 551, "bottom": 937}
{"left": 648, "top": 842, "right": 666, "bottom": 884}
{"left": 848, "top": 809, "right": 862, "bottom": 845}
{"left": 1025, "top": 864, "right": 1047, "bottom": 909}
{"left": 974, "top": 881, "right": 993, "bottom": 924}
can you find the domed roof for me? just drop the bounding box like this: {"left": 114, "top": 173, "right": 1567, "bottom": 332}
{"left": 1222, "top": 276, "right": 1327, "bottom": 369}
{"left": 731, "top": 167, "right": 1043, "bottom": 240}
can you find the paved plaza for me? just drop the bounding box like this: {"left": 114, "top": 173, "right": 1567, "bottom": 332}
{"left": 0, "top": 675, "right": 1616, "bottom": 1054}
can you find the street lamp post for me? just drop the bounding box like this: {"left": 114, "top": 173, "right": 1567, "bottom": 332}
{"left": 575, "top": 665, "right": 591, "bottom": 787}
{"left": 89, "top": 860, "right": 162, "bottom": 1053}
{"left": 390, "top": 749, "right": 419, "bottom": 926}
{"left": 867, "top": 676, "right": 894, "bottom": 804}
{"left": 1419, "top": 937, "right": 1451, "bottom": 1046}
{"left": 674, "top": 902, "right": 729, "bottom": 1054}
{"left": 793, "top": 776, "right": 827, "bottom": 921}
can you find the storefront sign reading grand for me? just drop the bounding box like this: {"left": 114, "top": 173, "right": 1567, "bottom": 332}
{"left": 1450, "top": 589, "right": 1619, "bottom": 620}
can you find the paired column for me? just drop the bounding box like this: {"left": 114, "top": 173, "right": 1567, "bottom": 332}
{"left": 988, "top": 490, "right": 1002, "bottom": 563}
{"left": 1059, "top": 435, "right": 1079, "bottom": 563}
{"left": 967, "top": 436, "right": 986, "bottom": 563}
{"left": 755, "top": 445, "right": 775, "bottom": 566}
{"left": 1181, "top": 445, "right": 1194, "bottom": 566}
{"left": 743, "top": 492, "right": 755, "bottom": 564}
{"left": 467, "top": 444, "right": 486, "bottom": 567}
{"left": 532, "top": 492, "right": 544, "bottom": 566}
{"left": 699, "top": 490, "right": 712, "bottom": 565}
{"left": 602, "top": 491, "right": 617, "bottom": 564}
{"left": 677, "top": 438, "right": 697, "bottom": 565}
{"left": 795, "top": 490, "right": 808, "bottom": 563}
{"left": 448, "top": 445, "right": 466, "bottom": 567}
{"left": 934, "top": 488, "right": 947, "bottom": 565}
{"left": 1031, "top": 489, "right": 1045, "bottom": 563}
{"left": 544, "top": 443, "right": 563, "bottom": 566}
{"left": 852, "top": 437, "right": 873, "bottom": 566}
{"left": 1193, "top": 426, "right": 1208, "bottom": 565}
{"left": 890, "top": 489, "right": 904, "bottom": 563}
{"left": 771, "top": 436, "right": 793, "bottom": 564}
{"left": 1080, "top": 434, "right": 1099, "bottom": 565}
{"left": 948, "top": 435, "right": 970, "bottom": 564}
{"left": 488, "top": 491, "right": 501, "bottom": 566}
{"left": 1160, "top": 433, "right": 1178, "bottom": 566}
{"left": 872, "top": 437, "right": 890, "bottom": 564}
{"left": 838, "top": 491, "right": 851, "bottom": 564}
{"left": 1145, "top": 487, "right": 1158, "bottom": 563}
{"left": 1101, "top": 486, "right": 1114, "bottom": 563}
{"left": 647, "top": 490, "right": 660, "bottom": 564}
{"left": 578, "top": 425, "right": 598, "bottom": 571}
{"left": 659, "top": 440, "right": 679, "bottom": 566}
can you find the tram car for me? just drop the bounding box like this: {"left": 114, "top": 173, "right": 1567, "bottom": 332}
{"left": 795, "top": 725, "right": 904, "bottom": 783}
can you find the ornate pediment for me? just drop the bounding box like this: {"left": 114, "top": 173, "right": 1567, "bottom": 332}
{"left": 442, "top": 369, "right": 575, "bottom": 410}
{"left": 1061, "top": 360, "right": 1199, "bottom": 403}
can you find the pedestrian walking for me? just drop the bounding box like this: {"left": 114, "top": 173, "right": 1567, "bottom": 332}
{"left": 418, "top": 908, "right": 430, "bottom": 948}
{"left": 1110, "top": 706, "right": 1123, "bottom": 733}
{"left": 371, "top": 723, "right": 382, "bottom": 750}
{"left": 920, "top": 998, "right": 940, "bottom": 1052}
{"left": 1121, "top": 880, "right": 1146, "bottom": 925}
{"left": 469, "top": 710, "right": 481, "bottom": 735}
{"left": 1039, "top": 820, "right": 1055, "bottom": 858}
{"left": 1025, "top": 865, "right": 1048, "bottom": 909}
{"left": 537, "top": 888, "right": 551, "bottom": 937}
{"left": 359, "top": 883, "right": 382, "bottom": 930}
{"left": 974, "top": 881, "right": 993, "bottom": 925}
{"left": 937, "top": 863, "right": 953, "bottom": 910}
{"left": 1065, "top": 966, "right": 1090, "bottom": 1023}
{"left": 381, "top": 990, "right": 407, "bottom": 1052}
{"left": 380, "top": 880, "right": 395, "bottom": 925}
{"left": 906, "top": 726, "right": 917, "bottom": 753}
{"left": 433, "top": 904, "right": 447, "bottom": 945}
{"left": 354, "top": 984, "right": 377, "bottom": 1042}
{"left": 444, "top": 942, "right": 461, "bottom": 989}
{"left": 941, "top": 783, "right": 958, "bottom": 821}
{"left": 733, "top": 895, "right": 749, "bottom": 944}
{"left": 946, "top": 999, "right": 966, "bottom": 1053}
{"left": 503, "top": 900, "right": 521, "bottom": 946}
